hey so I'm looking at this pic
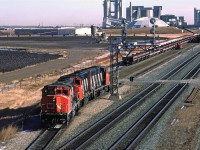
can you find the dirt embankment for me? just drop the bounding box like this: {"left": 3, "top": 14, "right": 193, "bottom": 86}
{"left": 103, "top": 26, "right": 192, "bottom": 38}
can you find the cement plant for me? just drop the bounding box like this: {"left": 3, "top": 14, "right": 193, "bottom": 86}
{"left": 0, "top": 0, "right": 200, "bottom": 150}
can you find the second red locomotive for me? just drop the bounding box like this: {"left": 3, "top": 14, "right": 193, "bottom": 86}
{"left": 40, "top": 66, "right": 110, "bottom": 125}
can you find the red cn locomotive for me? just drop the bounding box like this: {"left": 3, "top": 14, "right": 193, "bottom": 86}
{"left": 40, "top": 66, "right": 110, "bottom": 125}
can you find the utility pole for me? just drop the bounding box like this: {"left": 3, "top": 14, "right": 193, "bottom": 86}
{"left": 109, "top": 42, "right": 121, "bottom": 100}
{"left": 150, "top": 18, "right": 156, "bottom": 51}
{"left": 109, "top": 19, "right": 127, "bottom": 100}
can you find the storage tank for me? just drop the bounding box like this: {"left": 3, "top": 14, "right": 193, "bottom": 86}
{"left": 91, "top": 25, "right": 97, "bottom": 38}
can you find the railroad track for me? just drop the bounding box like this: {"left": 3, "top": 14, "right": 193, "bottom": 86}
{"left": 26, "top": 127, "right": 61, "bottom": 150}
{"left": 109, "top": 60, "right": 200, "bottom": 149}
{"left": 120, "top": 43, "right": 198, "bottom": 79}
{"left": 58, "top": 50, "right": 200, "bottom": 149}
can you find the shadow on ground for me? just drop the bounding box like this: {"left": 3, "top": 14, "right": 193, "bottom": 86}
{"left": 0, "top": 104, "right": 42, "bottom": 131}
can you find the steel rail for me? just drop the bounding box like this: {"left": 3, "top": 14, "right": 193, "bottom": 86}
{"left": 26, "top": 128, "right": 60, "bottom": 150}
{"left": 110, "top": 83, "right": 187, "bottom": 150}
{"left": 109, "top": 61, "right": 200, "bottom": 150}
{"left": 59, "top": 50, "right": 200, "bottom": 150}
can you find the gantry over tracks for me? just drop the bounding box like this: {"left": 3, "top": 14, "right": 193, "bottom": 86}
{"left": 59, "top": 49, "right": 200, "bottom": 150}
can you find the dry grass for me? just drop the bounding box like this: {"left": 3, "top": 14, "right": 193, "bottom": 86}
{"left": 0, "top": 51, "right": 110, "bottom": 110}
{"left": 0, "top": 125, "right": 18, "bottom": 141}
{"left": 0, "top": 75, "right": 60, "bottom": 109}
{"left": 0, "top": 54, "right": 105, "bottom": 109}
{"left": 0, "top": 88, "right": 40, "bottom": 109}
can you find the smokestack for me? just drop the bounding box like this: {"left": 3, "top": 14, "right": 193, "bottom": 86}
{"left": 130, "top": 2, "right": 132, "bottom": 22}
{"left": 158, "top": 7, "right": 161, "bottom": 19}
{"left": 103, "top": 0, "right": 110, "bottom": 18}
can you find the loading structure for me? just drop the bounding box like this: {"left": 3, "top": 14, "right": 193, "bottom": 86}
{"left": 103, "top": 0, "right": 123, "bottom": 28}
{"left": 109, "top": 28, "right": 200, "bottom": 99}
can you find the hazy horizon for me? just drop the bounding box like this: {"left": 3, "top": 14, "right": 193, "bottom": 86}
{"left": 0, "top": 0, "right": 199, "bottom": 26}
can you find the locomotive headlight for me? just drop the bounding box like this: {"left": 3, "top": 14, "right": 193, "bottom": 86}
{"left": 53, "top": 98, "right": 56, "bottom": 102}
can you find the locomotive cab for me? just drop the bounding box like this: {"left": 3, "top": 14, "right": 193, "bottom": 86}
{"left": 40, "top": 83, "right": 74, "bottom": 125}
{"left": 73, "top": 77, "right": 84, "bottom": 101}
{"left": 40, "top": 66, "right": 110, "bottom": 127}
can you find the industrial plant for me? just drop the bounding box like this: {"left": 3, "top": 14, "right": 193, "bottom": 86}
{"left": 102, "top": 0, "right": 163, "bottom": 28}
{"left": 102, "top": 0, "right": 123, "bottom": 28}
{"left": 1, "top": 1, "right": 200, "bottom": 150}
{"left": 126, "top": 5, "right": 162, "bottom": 21}
{"left": 102, "top": 0, "right": 191, "bottom": 28}
{"left": 1, "top": 1, "right": 198, "bottom": 36}
{"left": 194, "top": 8, "right": 200, "bottom": 27}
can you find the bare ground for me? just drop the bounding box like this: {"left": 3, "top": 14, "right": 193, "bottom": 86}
{"left": 156, "top": 87, "right": 200, "bottom": 150}
{"left": 0, "top": 35, "right": 199, "bottom": 148}
{"left": 0, "top": 42, "right": 195, "bottom": 129}
{"left": 103, "top": 27, "right": 192, "bottom": 38}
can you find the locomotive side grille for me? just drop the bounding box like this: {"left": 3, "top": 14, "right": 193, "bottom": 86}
{"left": 95, "top": 75, "right": 99, "bottom": 87}
{"left": 92, "top": 76, "right": 95, "bottom": 89}
{"left": 86, "top": 78, "right": 89, "bottom": 91}
{"left": 100, "top": 72, "right": 103, "bottom": 82}
{"left": 98, "top": 74, "right": 102, "bottom": 86}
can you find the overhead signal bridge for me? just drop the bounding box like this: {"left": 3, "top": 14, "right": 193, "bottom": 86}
{"left": 109, "top": 22, "right": 200, "bottom": 99}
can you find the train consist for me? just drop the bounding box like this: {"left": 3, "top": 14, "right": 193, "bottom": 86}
{"left": 122, "top": 34, "right": 196, "bottom": 65}
{"left": 40, "top": 34, "right": 199, "bottom": 126}
{"left": 40, "top": 66, "right": 110, "bottom": 126}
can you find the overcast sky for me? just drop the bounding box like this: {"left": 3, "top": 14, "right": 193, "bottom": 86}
{"left": 0, "top": 0, "right": 199, "bottom": 26}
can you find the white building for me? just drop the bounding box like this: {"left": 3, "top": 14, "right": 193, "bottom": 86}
{"left": 58, "top": 27, "right": 91, "bottom": 36}
{"left": 128, "top": 17, "right": 169, "bottom": 28}
{"left": 194, "top": 8, "right": 200, "bottom": 27}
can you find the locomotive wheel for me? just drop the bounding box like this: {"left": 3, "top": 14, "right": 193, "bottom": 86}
{"left": 66, "top": 114, "right": 70, "bottom": 125}
{"left": 92, "top": 90, "right": 96, "bottom": 99}
{"left": 105, "top": 86, "right": 110, "bottom": 92}
{"left": 95, "top": 91, "right": 99, "bottom": 97}
{"left": 76, "top": 101, "right": 80, "bottom": 112}
{"left": 89, "top": 93, "right": 93, "bottom": 100}
{"left": 51, "top": 118, "right": 57, "bottom": 126}
{"left": 84, "top": 98, "right": 89, "bottom": 105}
{"left": 71, "top": 102, "right": 76, "bottom": 118}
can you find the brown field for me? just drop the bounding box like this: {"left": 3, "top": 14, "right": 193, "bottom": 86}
{"left": 103, "top": 26, "right": 192, "bottom": 38}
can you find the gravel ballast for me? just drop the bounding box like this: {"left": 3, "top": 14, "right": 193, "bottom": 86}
{"left": 1, "top": 42, "right": 200, "bottom": 149}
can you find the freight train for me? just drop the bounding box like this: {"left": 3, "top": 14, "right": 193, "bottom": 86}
{"left": 122, "top": 35, "right": 194, "bottom": 65}
{"left": 40, "top": 34, "right": 198, "bottom": 126}
{"left": 40, "top": 66, "right": 110, "bottom": 126}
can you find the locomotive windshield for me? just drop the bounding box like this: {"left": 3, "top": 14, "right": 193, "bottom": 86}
{"left": 55, "top": 89, "right": 61, "bottom": 95}
{"left": 75, "top": 79, "right": 81, "bottom": 85}
{"left": 42, "top": 86, "right": 55, "bottom": 96}
{"left": 63, "top": 90, "right": 68, "bottom": 95}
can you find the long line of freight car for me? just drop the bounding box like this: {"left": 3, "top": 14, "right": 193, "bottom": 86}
{"left": 123, "top": 34, "right": 199, "bottom": 65}
{"left": 40, "top": 34, "right": 199, "bottom": 127}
